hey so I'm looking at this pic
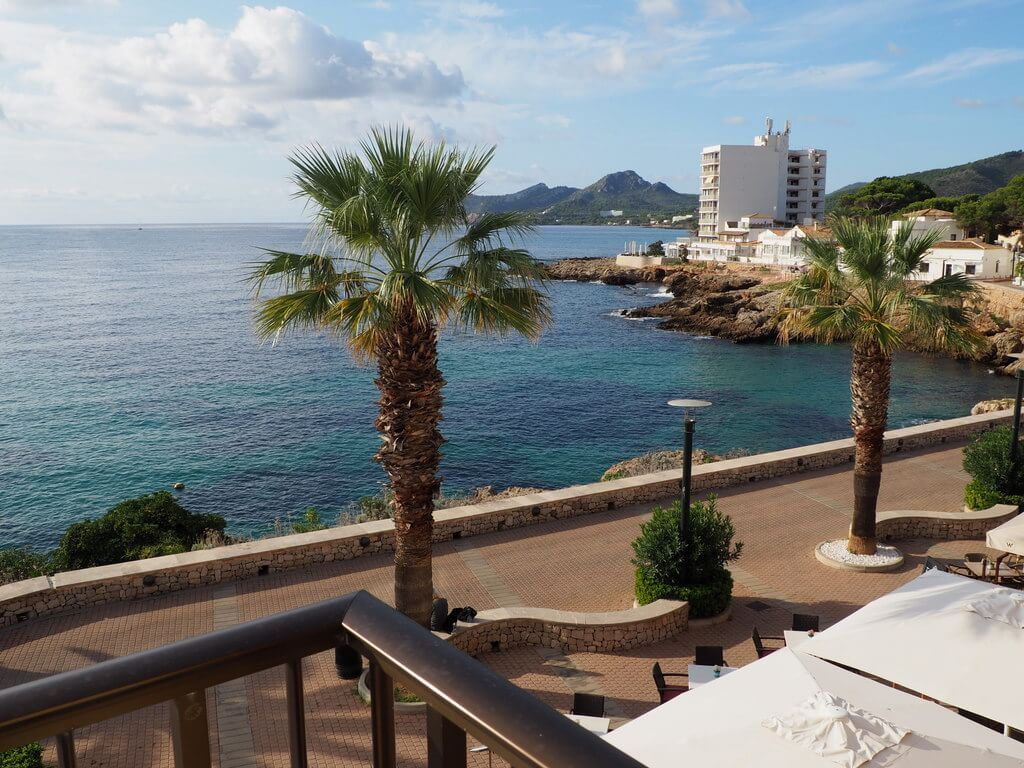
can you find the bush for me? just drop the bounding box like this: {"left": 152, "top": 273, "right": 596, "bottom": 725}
{"left": 54, "top": 491, "right": 226, "bottom": 570}
{"left": 0, "top": 547, "right": 53, "bottom": 585}
{"left": 963, "top": 427, "right": 1024, "bottom": 509}
{"left": 631, "top": 496, "right": 742, "bottom": 617}
{"left": 0, "top": 743, "right": 43, "bottom": 768}
{"left": 290, "top": 507, "right": 326, "bottom": 534}
{"left": 635, "top": 568, "right": 734, "bottom": 618}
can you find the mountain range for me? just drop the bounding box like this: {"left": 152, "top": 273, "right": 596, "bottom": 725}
{"left": 467, "top": 170, "right": 697, "bottom": 224}
{"left": 827, "top": 150, "right": 1024, "bottom": 205}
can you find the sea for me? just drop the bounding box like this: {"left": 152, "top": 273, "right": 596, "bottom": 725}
{"left": 0, "top": 224, "right": 1014, "bottom": 547}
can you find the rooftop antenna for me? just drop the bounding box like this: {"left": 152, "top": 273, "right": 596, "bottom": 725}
{"left": 765, "top": 117, "right": 773, "bottom": 135}
{"left": 784, "top": 119, "right": 791, "bottom": 135}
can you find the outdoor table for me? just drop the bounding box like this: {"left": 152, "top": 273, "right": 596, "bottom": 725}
{"left": 784, "top": 630, "right": 818, "bottom": 648}
{"left": 566, "top": 713, "right": 611, "bottom": 734}
{"left": 687, "top": 663, "right": 737, "bottom": 689}
{"left": 963, "top": 559, "right": 1019, "bottom": 582}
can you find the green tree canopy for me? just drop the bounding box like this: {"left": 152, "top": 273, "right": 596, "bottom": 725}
{"left": 902, "top": 195, "right": 977, "bottom": 213}
{"left": 832, "top": 177, "right": 936, "bottom": 217}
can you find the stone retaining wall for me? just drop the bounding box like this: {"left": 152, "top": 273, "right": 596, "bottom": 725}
{"left": 1, "top": 410, "right": 1012, "bottom": 628}
{"left": 445, "top": 600, "right": 689, "bottom": 655}
{"left": 877, "top": 504, "right": 1019, "bottom": 542}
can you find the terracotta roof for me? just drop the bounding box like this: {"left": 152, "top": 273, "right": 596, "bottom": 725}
{"left": 795, "top": 226, "right": 834, "bottom": 239}
{"left": 905, "top": 208, "right": 955, "bottom": 218}
{"left": 931, "top": 240, "right": 1003, "bottom": 250}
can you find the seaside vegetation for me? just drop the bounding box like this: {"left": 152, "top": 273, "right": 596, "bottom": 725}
{"left": 0, "top": 743, "right": 43, "bottom": 768}
{"left": 249, "top": 126, "right": 551, "bottom": 627}
{"left": 962, "top": 426, "right": 1024, "bottom": 510}
{"left": 0, "top": 491, "right": 225, "bottom": 583}
{"left": 778, "top": 216, "right": 984, "bottom": 555}
{"left": 55, "top": 491, "right": 225, "bottom": 570}
{"left": 631, "top": 496, "right": 742, "bottom": 618}
{"left": 833, "top": 172, "right": 1024, "bottom": 241}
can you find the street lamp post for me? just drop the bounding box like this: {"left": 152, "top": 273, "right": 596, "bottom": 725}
{"left": 668, "top": 398, "right": 712, "bottom": 582}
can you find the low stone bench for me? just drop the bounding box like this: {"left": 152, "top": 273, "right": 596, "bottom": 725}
{"left": 877, "top": 503, "right": 1019, "bottom": 542}
{"left": 444, "top": 600, "right": 689, "bottom": 655}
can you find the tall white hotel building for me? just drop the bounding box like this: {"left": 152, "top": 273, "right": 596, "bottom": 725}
{"left": 698, "top": 118, "right": 826, "bottom": 243}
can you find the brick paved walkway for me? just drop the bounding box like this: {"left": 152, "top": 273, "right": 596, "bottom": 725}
{"left": 0, "top": 443, "right": 999, "bottom": 767}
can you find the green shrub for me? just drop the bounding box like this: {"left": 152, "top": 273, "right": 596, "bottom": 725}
{"left": 54, "top": 491, "right": 225, "bottom": 570}
{"left": 291, "top": 507, "right": 326, "bottom": 534}
{"left": 964, "top": 426, "right": 1024, "bottom": 493}
{"left": 631, "top": 496, "right": 742, "bottom": 617}
{"left": 0, "top": 742, "right": 43, "bottom": 768}
{"left": 635, "top": 568, "right": 734, "bottom": 618}
{"left": 0, "top": 548, "right": 53, "bottom": 585}
{"left": 962, "top": 427, "right": 1024, "bottom": 509}
{"left": 964, "top": 479, "right": 1024, "bottom": 511}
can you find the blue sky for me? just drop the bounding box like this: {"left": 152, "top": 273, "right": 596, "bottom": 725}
{"left": 0, "top": 0, "right": 1021, "bottom": 224}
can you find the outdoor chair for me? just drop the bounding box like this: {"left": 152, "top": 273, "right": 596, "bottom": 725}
{"left": 751, "top": 626, "right": 783, "bottom": 659}
{"left": 570, "top": 692, "right": 606, "bottom": 718}
{"left": 651, "top": 662, "right": 688, "bottom": 704}
{"left": 694, "top": 645, "right": 726, "bottom": 667}
{"left": 925, "top": 556, "right": 970, "bottom": 577}
{"left": 963, "top": 552, "right": 994, "bottom": 581}
{"left": 791, "top": 613, "right": 820, "bottom": 632}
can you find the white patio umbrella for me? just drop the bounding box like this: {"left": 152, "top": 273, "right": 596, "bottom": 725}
{"left": 605, "top": 648, "right": 1024, "bottom": 767}
{"left": 987, "top": 512, "right": 1024, "bottom": 556}
{"left": 799, "top": 569, "right": 1024, "bottom": 732}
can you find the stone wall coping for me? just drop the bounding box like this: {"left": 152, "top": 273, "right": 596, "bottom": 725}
{"left": 0, "top": 576, "right": 51, "bottom": 603}
{"left": 877, "top": 503, "right": 1018, "bottom": 524}
{"left": 458, "top": 599, "right": 683, "bottom": 630}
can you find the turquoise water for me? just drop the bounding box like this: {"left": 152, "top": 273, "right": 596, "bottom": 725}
{"left": 0, "top": 224, "right": 1013, "bottom": 547}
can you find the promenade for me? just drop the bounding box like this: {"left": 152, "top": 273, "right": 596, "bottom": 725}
{"left": 0, "top": 442, "right": 994, "bottom": 767}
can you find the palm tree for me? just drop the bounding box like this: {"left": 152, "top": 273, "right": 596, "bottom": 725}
{"left": 778, "top": 217, "right": 982, "bottom": 555}
{"left": 249, "top": 127, "right": 551, "bottom": 625}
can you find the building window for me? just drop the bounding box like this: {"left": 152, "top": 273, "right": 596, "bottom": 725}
{"left": 919, "top": 262, "right": 929, "bottom": 273}
{"left": 965, "top": 264, "right": 976, "bottom": 275}
{"left": 950, "top": 234, "right": 956, "bottom": 241}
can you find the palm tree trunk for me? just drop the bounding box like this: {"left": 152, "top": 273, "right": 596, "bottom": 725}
{"left": 374, "top": 304, "right": 445, "bottom": 627}
{"left": 849, "top": 340, "right": 892, "bottom": 555}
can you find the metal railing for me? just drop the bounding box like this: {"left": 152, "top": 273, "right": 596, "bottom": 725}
{"left": 0, "top": 590, "right": 643, "bottom": 768}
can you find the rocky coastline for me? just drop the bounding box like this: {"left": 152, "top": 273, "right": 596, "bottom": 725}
{"left": 544, "top": 258, "right": 1024, "bottom": 371}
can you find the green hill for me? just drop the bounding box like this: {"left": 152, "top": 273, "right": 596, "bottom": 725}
{"left": 467, "top": 170, "right": 697, "bottom": 224}
{"left": 903, "top": 151, "right": 1024, "bottom": 196}
{"left": 827, "top": 150, "right": 1024, "bottom": 209}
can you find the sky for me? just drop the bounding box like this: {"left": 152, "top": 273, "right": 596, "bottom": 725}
{"left": 0, "top": 0, "right": 1022, "bottom": 224}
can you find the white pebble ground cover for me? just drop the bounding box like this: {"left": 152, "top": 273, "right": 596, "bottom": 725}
{"left": 818, "top": 539, "right": 903, "bottom": 567}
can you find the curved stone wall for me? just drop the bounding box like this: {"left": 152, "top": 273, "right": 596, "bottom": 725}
{"left": 444, "top": 600, "right": 689, "bottom": 655}
{"left": 877, "top": 503, "right": 1019, "bottom": 542}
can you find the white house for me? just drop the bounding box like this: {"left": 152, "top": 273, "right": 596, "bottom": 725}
{"left": 698, "top": 118, "right": 826, "bottom": 245}
{"left": 892, "top": 208, "right": 964, "bottom": 242}
{"left": 912, "top": 240, "right": 1007, "bottom": 280}
{"left": 754, "top": 224, "right": 833, "bottom": 268}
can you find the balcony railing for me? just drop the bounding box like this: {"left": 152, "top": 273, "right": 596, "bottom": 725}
{"left": 0, "top": 590, "right": 643, "bottom": 768}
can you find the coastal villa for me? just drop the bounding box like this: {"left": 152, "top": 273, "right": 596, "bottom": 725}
{"left": 688, "top": 215, "right": 832, "bottom": 268}
{"left": 696, "top": 117, "right": 826, "bottom": 259}
{"left": 892, "top": 208, "right": 965, "bottom": 242}
{"left": 912, "top": 239, "right": 1008, "bottom": 279}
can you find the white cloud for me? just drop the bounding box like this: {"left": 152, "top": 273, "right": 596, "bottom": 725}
{"left": 0, "top": 0, "right": 116, "bottom": 10}
{"left": 637, "top": 0, "right": 680, "bottom": 20}
{"left": 708, "top": 59, "right": 885, "bottom": 90}
{"left": 433, "top": 1, "right": 505, "bottom": 18}
{"left": 902, "top": 47, "right": 1024, "bottom": 81}
{"left": 536, "top": 113, "right": 572, "bottom": 128}
{"left": 886, "top": 41, "right": 905, "bottom": 55}
{"left": 722, "top": 115, "right": 745, "bottom": 124}
{"left": 3, "top": 5, "right": 464, "bottom": 134}
{"left": 705, "top": 0, "right": 749, "bottom": 18}
{"left": 956, "top": 98, "right": 986, "bottom": 108}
